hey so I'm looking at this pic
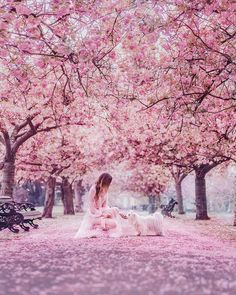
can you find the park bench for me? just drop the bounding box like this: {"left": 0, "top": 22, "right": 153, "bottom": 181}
{"left": 160, "top": 198, "right": 178, "bottom": 218}
{"left": 0, "top": 195, "right": 42, "bottom": 232}
{"left": 0, "top": 203, "right": 24, "bottom": 233}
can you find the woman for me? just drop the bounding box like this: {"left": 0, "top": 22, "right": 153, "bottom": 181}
{"left": 75, "top": 173, "right": 135, "bottom": 238}
{"left": 74, "top": 173, "right": 163, "bottom": 238}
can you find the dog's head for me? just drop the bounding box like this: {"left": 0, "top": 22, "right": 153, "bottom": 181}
{"left": 127, "top": 211, "right": 138, "bottom": 224}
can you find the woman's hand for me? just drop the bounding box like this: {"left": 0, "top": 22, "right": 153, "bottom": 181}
{"left": 120, "top": 213, "right": 128, "bottom": 219}
{"left": 103, "top": 213, "right": 112, "bottom": 218}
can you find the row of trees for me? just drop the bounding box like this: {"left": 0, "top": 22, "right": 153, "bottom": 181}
{"left": 0, "top": 0, "right": 236, "bottom": 224}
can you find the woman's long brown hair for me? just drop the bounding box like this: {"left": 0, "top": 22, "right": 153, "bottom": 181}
{"left": 95, "top": 173, "right": 112, "bottom": 201}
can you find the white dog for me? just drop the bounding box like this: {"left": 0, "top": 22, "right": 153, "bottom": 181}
{"left": 127, "top": 211, "right": 164, "bottom": 236}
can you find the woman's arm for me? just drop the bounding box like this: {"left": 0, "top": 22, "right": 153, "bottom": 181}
{"left": 101, "top": 206, "right": 127, "bottom": 219}
{"left": 101, "top": 194, "right": 127, "bottom": 219}
{"left": 119, "top": 212, "right": 128, "bottom": 219}
{"left": 87, "top": 186, "right": 102, "bottom": 217}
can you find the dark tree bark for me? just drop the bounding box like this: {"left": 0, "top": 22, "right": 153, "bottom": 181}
{"left": 234, "top": 194, "right": 236, "bottom": 226}
{"left": 175, "top": 180, "right": 185, "bottom": 214}
{"left": 0, "top": 129, "right": 16, "bottom": 197}
{"left": 0, "top": 161, "right": 15, "bottom": 197}
{"left": 61, "top": 177, "right": 75, "bottom": 215}
{"left": 195, "top": 174, "right": 209, "bottom": 220}
{"left": 74, "top": 179, "right": 83, "bottom": 213}
{"left": 171, "top": 166, "right": 189, "bottom": 215}
{"left": 194, "top": 164, "right": 213, "bottom": 220}
{"left": 148, "top": 196, "right": 158, "bottom": 213}
{"left": 42, "top": 176, "right": 56, "bottom": 218}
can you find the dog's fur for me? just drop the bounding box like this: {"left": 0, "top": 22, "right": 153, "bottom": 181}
{"left": 127, "top": 211, "right": 164, "bottom": 236}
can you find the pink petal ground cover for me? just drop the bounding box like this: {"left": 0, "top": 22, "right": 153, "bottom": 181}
{"left": 0, "top": 212, "right": 236, "bottom": 295}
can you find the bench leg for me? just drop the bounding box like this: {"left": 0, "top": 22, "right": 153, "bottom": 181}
{"left": 28, "top": 220, "right": 39, "bottom": 229}
{"left": 9, "top": 225, "right": 20, "bottom": 233}
{"left": 20, "top": 222, "right": 30, "bottom": 231}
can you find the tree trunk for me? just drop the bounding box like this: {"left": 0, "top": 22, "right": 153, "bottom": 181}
{"left": 0, "top": 161, "right": 15, "bottom": 197}
{"left": 195, "top": 174, "right": 210, "bottom": 220}
{"left": 74, "top": 180, "right": 83, "bottom": 213}
{"left": 148, "top": 196, "right": 156, "bottom": 213}
{"left": 61, "top": 177, "right": 75, "bottom": 215}
{"left": 42, "top": 176, "right": 56, "bottom": 218}
{"left": 175, "top": 181, "right": 185, "bottom": 214}
{"left": 234, "top": 191, "right": 236, "bottom": 226}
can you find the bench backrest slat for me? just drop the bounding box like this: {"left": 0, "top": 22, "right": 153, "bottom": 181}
{"left": 0, "top": 196, "right": 13, "bottom": 204}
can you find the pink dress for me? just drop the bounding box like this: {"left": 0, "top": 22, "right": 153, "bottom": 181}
{"left": 74, "top": 185, "right": 138, "bottom": 238}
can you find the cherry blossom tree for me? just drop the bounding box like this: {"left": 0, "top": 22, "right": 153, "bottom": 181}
{"left": 135, "top": 0, "right": 236, "bottom": 114}
{"left": 0, "top": 0, "right": 166, "bottom": 196}
{"left": 161, "top": 118, "right": 235, "bottom": 220}
{"left": 1, "top": 0, "right": 236, "bottom": 228}
{"left": 13, "top": 121, "right": 118, "bottom": 216}
{"left": 107, "top": 97, "right": 235, "bottom": 220}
